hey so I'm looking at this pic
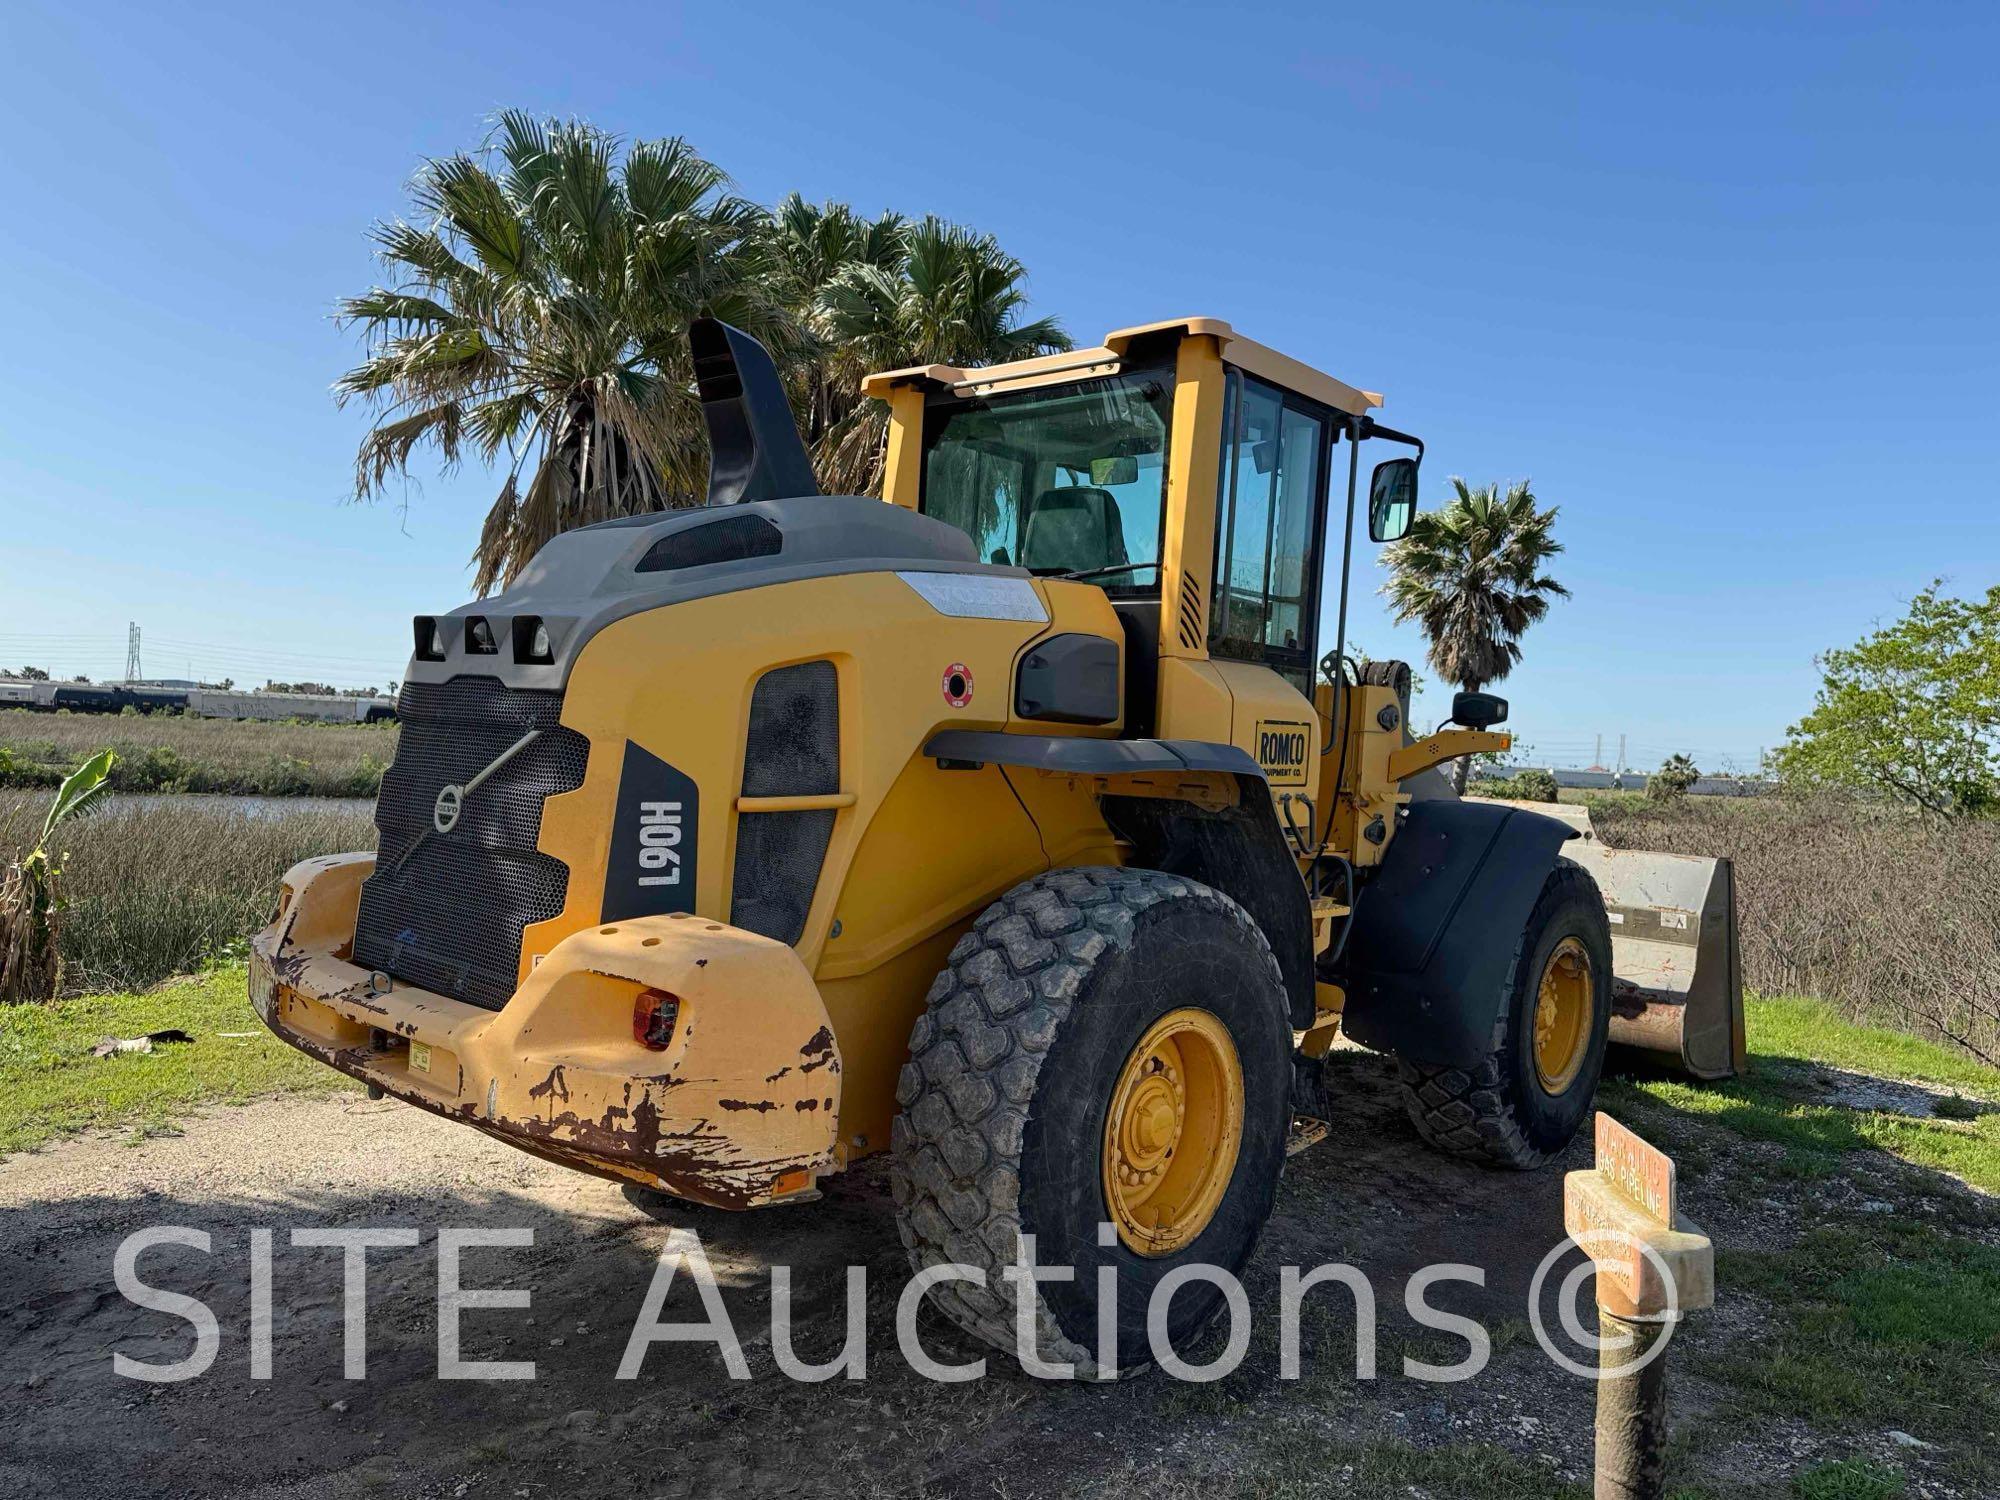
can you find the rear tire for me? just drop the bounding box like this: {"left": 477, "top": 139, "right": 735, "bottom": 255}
{"left": 890, "top": 866, "right": 1293, "bottom": 1375}
{"left": 1398, "top": 858, "right": 1612, "bottom": 1169}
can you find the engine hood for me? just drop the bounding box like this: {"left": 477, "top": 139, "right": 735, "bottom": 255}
{"left": 402, "top": 495, "right": 1001, "bottom": 691}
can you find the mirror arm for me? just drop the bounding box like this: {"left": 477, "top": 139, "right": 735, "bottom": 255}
{"left": 1357, "top": 415, "right": 1425, "bottom": 462}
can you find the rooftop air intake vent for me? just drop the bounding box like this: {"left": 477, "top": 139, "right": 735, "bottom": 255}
{"left": 636, "top": 514, "right": 783, "bottom": 573}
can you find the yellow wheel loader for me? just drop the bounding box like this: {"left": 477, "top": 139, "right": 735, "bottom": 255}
{"left": 251, "top": 314, "right": 1743, "bottom": 1368}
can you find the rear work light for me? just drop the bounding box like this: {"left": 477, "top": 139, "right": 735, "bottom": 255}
{"left": 633, "top": 988, "right": 681, "bottom": 1051}
{"left": 513, "top": 615, "right": 553, "bottom": 663}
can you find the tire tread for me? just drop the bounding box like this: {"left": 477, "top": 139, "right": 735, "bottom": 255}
{"left": 890, "top": 866, "right": 1284, "bottom": 1370}
{"left": 1396, "top": 859, "right": 1606, "bottom": 1170}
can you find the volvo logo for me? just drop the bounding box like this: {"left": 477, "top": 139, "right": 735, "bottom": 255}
{"left": 429, "top": 729, "right": 541, "bottom": 837}
{"left": 387, "top": 727, "right": 543, "bottom": 880}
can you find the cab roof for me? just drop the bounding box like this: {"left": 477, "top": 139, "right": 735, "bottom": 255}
{"left": 859, "top": 316, "right": 1384, "bottom": 417}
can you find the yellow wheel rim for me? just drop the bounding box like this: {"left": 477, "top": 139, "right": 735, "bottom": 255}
{"left": 1101, "top": 1008, "right": 1244, "bottom": 1256}
{"left": 1533, "top": 935, "right": 1593, "bottom": 1095}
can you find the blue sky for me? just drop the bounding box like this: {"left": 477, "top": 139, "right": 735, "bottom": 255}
{"left": 2, "top": 1, "right": 1993, "bottom": 771}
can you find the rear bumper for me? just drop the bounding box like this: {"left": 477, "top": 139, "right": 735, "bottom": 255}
{"left": 250, "top": 853, "right": 841, "bottom": 1209}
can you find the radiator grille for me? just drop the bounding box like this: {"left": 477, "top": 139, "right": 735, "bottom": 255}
{"left": 731, "top": 661, "right": 839, "bottom": 946}
{"left": 353, "top": 676, "right": 589, "bottom": 1009}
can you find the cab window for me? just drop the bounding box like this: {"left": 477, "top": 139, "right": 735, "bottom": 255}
{"left": 1210, "top": 372, "right": 1329, "bottom": 688}
{"left": 919, "top": 367, "right": 1172, "bottom": 592}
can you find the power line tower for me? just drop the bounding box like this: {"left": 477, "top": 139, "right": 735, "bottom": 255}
{"left": 125, "top": 622, "right": 142, "bottom": 683}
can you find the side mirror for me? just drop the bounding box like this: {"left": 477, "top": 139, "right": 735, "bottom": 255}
{"left": 1368, "top": 457, "right": 1419, "bottom": 542}
{"left": 1451, "top": 691, "right": 1508, "bottom": 730}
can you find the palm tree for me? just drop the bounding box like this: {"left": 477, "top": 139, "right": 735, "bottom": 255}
{"left": 759, "top": 194, "right": 906, "bottom": 462}
{"left": 1381, "top": 479, "right": 1571, "bottom": 792}
{"left": 336, "top": 113, "right": 786, "bottom": 594}
{"left": 815, "top": 217, "right": 1070, "bottom": 495}
{"left": 339, "top": 118, "right": 1069, "bottom": 586}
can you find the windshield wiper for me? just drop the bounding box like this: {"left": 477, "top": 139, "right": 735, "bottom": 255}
{"left": 1054, "top": 561, "right": 1162, "bottom": 583}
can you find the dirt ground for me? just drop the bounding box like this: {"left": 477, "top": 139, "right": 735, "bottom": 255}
{"left": 3, "top": 1049, "right": 1991, "bottom": 1500}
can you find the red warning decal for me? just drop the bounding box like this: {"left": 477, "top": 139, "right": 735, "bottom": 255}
{"left": 942, "top": 662, "right": 974, "bottom": 708}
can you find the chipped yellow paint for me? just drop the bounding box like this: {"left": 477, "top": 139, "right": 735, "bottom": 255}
{"left": 252, "top": 853, "right": 841, "bottom": 1208}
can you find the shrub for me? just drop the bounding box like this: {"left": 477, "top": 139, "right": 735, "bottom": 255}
{"left": 124, "top": 745, "right": 191, "bottom": 792}
{"left": 253, "top": 756, "right": 315, "bottom": 797}
{"left": 1647, "top": 753, "right": 1700, "bottom": 802}
{"left": 0, "top": 709, "right": 394, "bottom": 798}
{"left": 1593, "top": 791, "right": 2000, "bottom": 1069}
{"left": 1474, "top": 769, "right": 1560, "bottom": 802}
{"left": 1512, "top": 768, "right": 1560, "bottom": 802}
{"left": 0, "top": 790, "right": 374, "bottom": 994}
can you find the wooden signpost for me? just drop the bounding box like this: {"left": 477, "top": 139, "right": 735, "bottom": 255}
{"left": 1565, "top": 1114, "right": 1714, "bottom": 1500}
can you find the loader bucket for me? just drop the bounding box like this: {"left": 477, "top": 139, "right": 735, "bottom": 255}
{"left": 1469, "top": 800, "right": 1746, "bottom": 1079}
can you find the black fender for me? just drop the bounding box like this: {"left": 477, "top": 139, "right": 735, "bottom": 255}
{"left": 922, "top": 730, "right": 1261, "bottom": 779}
{"left": 1338, "top": 799, "right": 1578, "bottom": 1067}
{"left": 1100, "top": 776, "right": 1316, "bottom": 1031}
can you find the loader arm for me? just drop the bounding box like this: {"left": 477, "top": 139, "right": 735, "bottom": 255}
{"left": 1386, "top": 729, "right": 1513, "bottom": 785}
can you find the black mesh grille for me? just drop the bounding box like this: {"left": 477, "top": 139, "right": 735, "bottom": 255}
{"left": 636, "top": 514, "right": 782, "bottom": 572}
{"left": 731, "top": 661, "right": 838, "bottom": 945}
{"left": 353, "top": 676, "right": 589, "bottom": 1009}
{"left": 732, "top": 809, "right": 837, "bottom": 946}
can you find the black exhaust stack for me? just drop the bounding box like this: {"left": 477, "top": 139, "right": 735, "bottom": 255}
{"left": 690, "top": 317, "right": 820, "bottom": 506}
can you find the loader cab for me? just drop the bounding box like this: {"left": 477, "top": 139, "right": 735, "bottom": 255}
{"left": 864, "top": 318, "right": 1412, "bottom": 750}
{"left": 913, "top": 360, "right": 1174, "bottom": 589}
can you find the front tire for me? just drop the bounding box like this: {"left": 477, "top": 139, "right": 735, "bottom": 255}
{"left": 1398, "top": 858, "right": 1612, "bottom": 1169}
{"left": 889, "top": 867, "right": 1293, "bottom": 1375}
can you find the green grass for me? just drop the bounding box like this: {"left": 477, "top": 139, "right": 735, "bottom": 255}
{"left": 1751, "top": 996, "right": 2000, "bottom": 1097}
{"left": 0, "top": 963, "right": 355, "bottom": 1156}
{"left": 1701, "top": 1221, "right": 1999, "bottom": 1480}
{"left": 1106, "top": 1435, "right": 1583, "bottom": 1500}
{"left": 1793, "top": 1461, "right": 1907, "bottom": 1500}
{"left": 1605, "top": 996, "right": 2000, "bottom": 1192}
{"left": 0, "top": 707, "right": 395, "bottom": 797}
{"left": 1602, "top": 995, "right": 2000, "bottom": 1489}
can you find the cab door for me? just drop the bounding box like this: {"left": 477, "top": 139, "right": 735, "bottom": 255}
{"left": 1207, "top": 370, "right": 1333, "bottom": 792}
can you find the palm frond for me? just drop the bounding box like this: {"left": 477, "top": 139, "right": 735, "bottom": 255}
{"left": 341, "top": 115, "right": 1066, "bottom": 586}
{"left": 1379, "top": 478, "right": 1570, "bottom": 691}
